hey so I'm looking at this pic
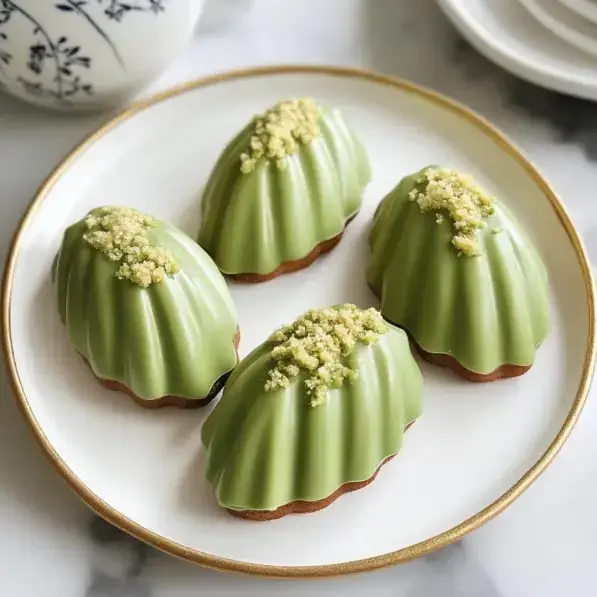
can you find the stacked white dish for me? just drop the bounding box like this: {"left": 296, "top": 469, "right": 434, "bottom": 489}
{"left": 437, "top": 0, "right": 597, "bottom": 101}
{"left": 558, "top": 0, "right": 597, "bottom": 25}
{"left": 519, "top": 0, "right": 597, "bottom": 57}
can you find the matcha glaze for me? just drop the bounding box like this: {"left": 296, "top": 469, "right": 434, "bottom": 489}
{"left": 368, "top": 166, "right": 550, "bottom": 375}
{"left": 202, "top": 306, "right": 423, "bottom": 512}
{"left": 2, "top": 1, "right": 593, "bottom": 593}
{"left": 53, "top": 206, "right": 239, "bottom": 402}
{"left": 197, "top": 97, "right": 371, "bottom": 276}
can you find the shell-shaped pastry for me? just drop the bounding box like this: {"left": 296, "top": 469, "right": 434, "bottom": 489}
{"left": 367, "top": 167, "right": 549, "bottom": 379}
{"left": 197, "top": 99, "right": 371, "bottom": 279}
{"left": 53, "top": 206, "right": 239, "bottom": 406}
{"left": 202, "top": 305, "right": 422, "bottom": 517}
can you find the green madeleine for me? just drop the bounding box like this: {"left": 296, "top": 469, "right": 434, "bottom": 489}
{"left": 367, "top": 166, "right": 550, "bottom": 375}
{"left": 197, "top": 101, "right": 371, "bottom": 276}
{"left": 202, "top": 315, "right": 423, "bottom": 513}
{"left": 52, "top": 207, "right": 239, "bottom": 402}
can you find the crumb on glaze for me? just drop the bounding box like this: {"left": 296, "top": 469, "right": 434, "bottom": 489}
{"left": 83, "top": 207, "right": 179, "bottom": 288}
{"left": 264, "top": 304, "right": 389, "bottom": 407}
{"left": 408, "top": 167, "right": 496, "bottom": 256}
{"left": 239, "top": 98, "right": 320, "bottom": 173}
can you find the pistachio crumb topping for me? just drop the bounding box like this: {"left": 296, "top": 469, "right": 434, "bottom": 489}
{"left": 408, "top": 167, "right": 496, "bottom": 256}
{"left": 264, "top": 304, "right": 389, "bottom": 407}
{"left": 82, "top": 207, "right": 179, "bottom": 288}
{"left": 239, "top": 98, "right": 320, "bottom": 173}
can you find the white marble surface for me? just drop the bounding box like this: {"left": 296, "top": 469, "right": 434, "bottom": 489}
{"left": 1, "top": 0, "right": 597, "bottom": 595}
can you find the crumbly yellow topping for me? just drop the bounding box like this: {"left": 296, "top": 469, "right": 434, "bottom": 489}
{"left": 264, "top": 304, "right": 389, "bottom": 407}
{"left": 239, "top": 98, "right": 320, "bottom": 173}
{"left": 408, "top": 167, "right": 496, "bottom": 256}
{"left": 82, "top": 207, "right": 179, "bottom": 288}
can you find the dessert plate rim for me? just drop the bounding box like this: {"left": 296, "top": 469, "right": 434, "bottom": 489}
{"left": 2, "top": 65, "right": 595, "bottom": 579}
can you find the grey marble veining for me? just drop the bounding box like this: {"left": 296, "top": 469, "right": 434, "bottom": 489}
{"left": 1, "top": 0, "right": 597, "bottom": 595}
{"left": 88, "top": 517, "right": 150, "bottom": 579}
{"left": 363, "top": 0, "right": 597, "bottom": 162}
{"left": 84, "top": 530, "right": 504, "bottom": 597}
{"left": 86, "top": 518, "right": 151, "bottom": 597}
{"left": 452, "top": 38, "right": 597, "bottom": 161}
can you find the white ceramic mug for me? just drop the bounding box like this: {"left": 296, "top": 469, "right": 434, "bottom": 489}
{"left": 0, "top": 0, "right": 204, "bottom": 111}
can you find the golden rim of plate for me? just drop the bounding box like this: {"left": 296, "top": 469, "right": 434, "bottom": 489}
{"left": 2, "top": 65, "right": 596, "bottom": 578}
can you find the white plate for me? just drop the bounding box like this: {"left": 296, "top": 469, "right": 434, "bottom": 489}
{"left": 2, "top": 66, "right": 595, "bottom": 577}
{"left": 438, "top": 0, "right": 597, "bottom": 101}
{"left": 519, "top": 0, "right": 597, "bottom": 58}
{"left": 559, "top": 0, "right": 597, "bottom": 25}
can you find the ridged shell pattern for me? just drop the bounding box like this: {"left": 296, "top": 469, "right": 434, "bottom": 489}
{"left": 52, "top": 208, "right": 239, "bottom": 401}
{"left": 367, "top": 167, "right": 550, "bottom": 375}
{"left": 197, "top": 105, "right": 372, "bottom": 276}
{"left": 202, "top": 325, "right": 422, "bottom": 511}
